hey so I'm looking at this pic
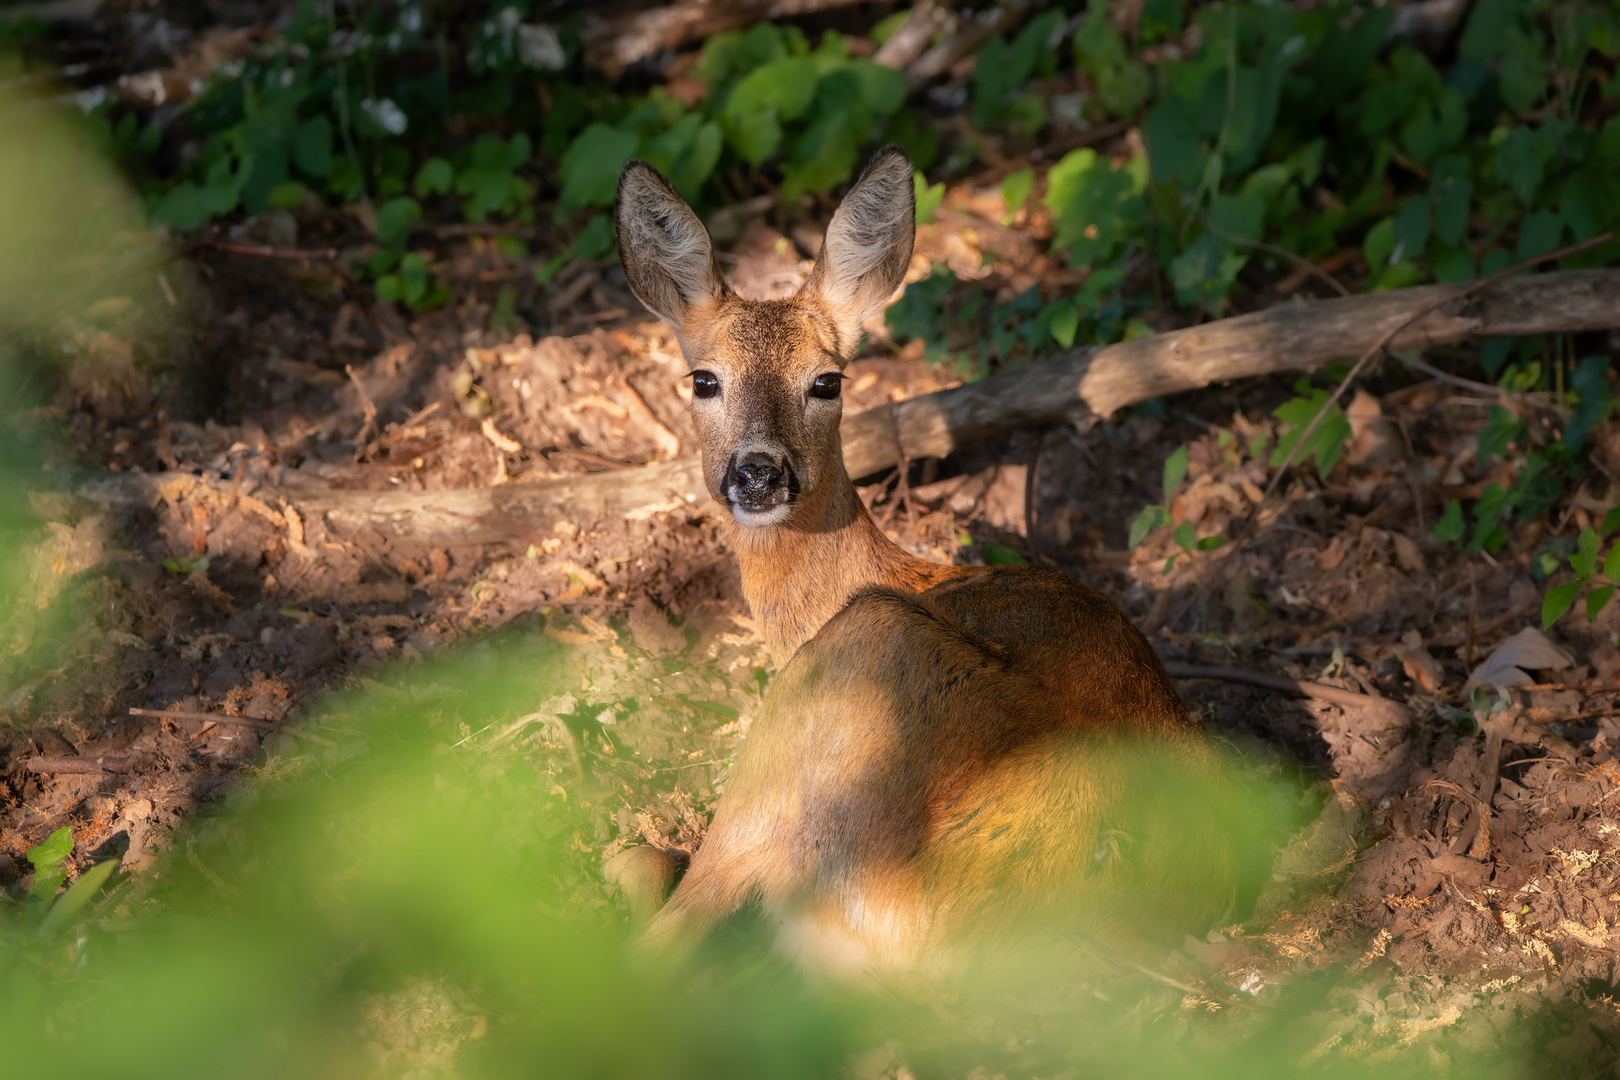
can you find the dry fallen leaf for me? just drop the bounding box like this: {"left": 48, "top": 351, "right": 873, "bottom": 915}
{"left": 1466, "top": 627, "right": 1576, "bottom": 688}
{"left": 1391, "top": 629, "right": 1445, "bottom": 693}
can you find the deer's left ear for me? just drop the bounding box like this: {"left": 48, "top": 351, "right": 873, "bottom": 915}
{"left": 802, "top": 146, "right": 915, "bottom": 359}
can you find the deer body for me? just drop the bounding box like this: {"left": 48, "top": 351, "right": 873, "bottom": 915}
{"left": 614, "top": 149, "right": 1236, "bottom": 977}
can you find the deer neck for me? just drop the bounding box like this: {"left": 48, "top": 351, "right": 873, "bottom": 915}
{"left": 725, "top": 462, "right": 957, "bottom": 665}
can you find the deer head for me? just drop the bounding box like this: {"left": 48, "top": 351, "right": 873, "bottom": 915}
{"left": 615, "top": 147, "right": 915, "bottom": 529}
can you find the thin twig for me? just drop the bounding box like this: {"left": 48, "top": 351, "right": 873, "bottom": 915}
{"left": 1258, "top": 231, "right": 1614, "bottom": 506}
{"left": 1161, "top": 662, "right": 1410, "bottom": 719}
{"left": 1195, "top": 211, "right": 1351, "bottom": 298}
{"left": 1025, "top": 427, "right": 1046, "bottom": 564}
{"left": 127, "top": 706, "right": 334, "bottom": 745}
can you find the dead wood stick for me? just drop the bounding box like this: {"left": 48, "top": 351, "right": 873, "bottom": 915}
{"left": 840, "top": 265, "right": 1620, "bottom": 479}
{"left": 1259, "top": 232, "right": 1612, "bottom": 504}
{"left": 127, "top": 707, "right": 334, "bottom": 746}
{"left": 583, "top": 0, "right": 869, "bottom": 78}
{"left": 26, "top": 755, "right": 136, "bottom": 775}
{"left": 66, "top": 269, "right": 1620, "bottom": 546}
{"left": 1162, "top": 662, "right": 1411, "bottom": 723}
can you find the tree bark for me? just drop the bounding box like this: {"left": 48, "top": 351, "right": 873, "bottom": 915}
{"left": 68, "top": 269, "right": 1620, "bottom": 547}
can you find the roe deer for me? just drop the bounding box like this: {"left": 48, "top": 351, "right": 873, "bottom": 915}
{"left": 610, "top": 147, "right": 1238, "bottom": 978}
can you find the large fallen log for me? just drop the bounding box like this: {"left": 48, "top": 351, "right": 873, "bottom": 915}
{"left": 68, "top": 268, "right": 1620, "bottom": 547}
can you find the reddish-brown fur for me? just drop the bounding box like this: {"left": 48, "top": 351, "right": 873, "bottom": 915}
{"left": 615, "top": 148, "right": 1235, "bottom": 977}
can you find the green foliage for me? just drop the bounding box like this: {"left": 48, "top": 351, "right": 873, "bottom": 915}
{"left": 971, "top": 10, "right": 1064, "bottom": 131}
{"left": 914, "top": 171, "right": 945, "bottom": 225}
{"left": 1127, "top": 443, "right": 1225, "bottom": 571}
{"left": 1269, "top": 382, "right": 1353, "bottom": 479}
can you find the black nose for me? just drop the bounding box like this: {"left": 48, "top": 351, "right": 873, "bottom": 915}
{"left": 728, "top": 451, "right": 789, "bottom": 503}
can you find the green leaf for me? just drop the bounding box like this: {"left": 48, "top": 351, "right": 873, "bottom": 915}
{"left": 1208, "top": 192, "right": 1265, "bottom": 243}
{"left": 1468, "top": 482, "right": 1512, "bottom": 552}
{"left": 914, "top": 171, "right": 944, "bottom": 224}
{"left": 376, "top": 196, "right": 421, "bottom": 247}
{"left": 573, "top": 213, "right": 615, "bottom": 261}
{"left": 37, "top": 856, "right": 119, "bottom": 938}
{"left": 1477, "top": 405, "right": 1524, "bottom": 465}
{"left": 1543, "top": 580, "right": 1581, "bottom": 627}
{"left": 1573, "top": 527, "right": 1601, "bottom": 579}
{"left": 1496, "top": 126, "right": 1544, "bottom": 206}
{"left": 1047, "top": 300, "right": 1079, "bottom": 348}
{"left": 559, "top": 124, "right": 638, "bottom": 211}
{"left": 1563, "top": 355, "right": 1613, "bottom": 454}
{"left": 1144, "top": 96, "right": 1204, "bottom": 186}
{"left": 1162, "top": 444, "right": 1188, "bottom": 502}
{"left": 1172, "top": 521, "right": 1196, "bottom": 553}
{"left": 1515, "top": 207, "right": 1564, "bottom": 263}
{"left": 1001, "top": 167, "right": 1035, "bottom": 222}
{"left": 985, "top": 542, "right": 1026, "bottom": 566}
{"left": 1269, "top": 390, "right": 1352, "bottom": 478}
{"left": 26, "top": 826, "right": 74, "bottom": 904}
{"left": 1128, "top": 504, "right": 1169, "bottom": 549}
{"left": 1363, "top": 217, "right": 1396, "bottom": 269}
{"left": 267, "top": 181, "right": 306, "bottom": 210}
{"left": 1588, "top": 586, "right": 1616, "bottom": 622}
{"left": 1391, "top": 195, "right": 1430, "bottom": 265}
{"left": 415, "top": 157, "right": 454, "bottom": 198}
{"left": 1195, "top": 535, "right": 1226, "bottom": 552}
{"left": 1606, "top": 541, "right": 1620, "bottom": 580}
{"left": 291, "top": 115, "right": 332, "bottom": 178}
{"left": 1606, "top": 509, "right": 1620, "bottom": 536}
{"left": 1434, "top": 499, "right": 1466, "bottom": 543}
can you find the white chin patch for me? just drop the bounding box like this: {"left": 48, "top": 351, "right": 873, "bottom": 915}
{"left": 730, "top": 503, "right": 792, "bottom": 527}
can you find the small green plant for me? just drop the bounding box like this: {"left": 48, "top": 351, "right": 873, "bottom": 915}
{"left": 1541, "top": 513, "right": 1620, "bottom": 629}
{"left": 1128, "top": 445, "right": 1227, "bottom": 573}
{"left": 1269, "top": 380, "right": 1354, "bottom": 480}
{"left": 3, "top": 827, "right": 121, "bottom": 948}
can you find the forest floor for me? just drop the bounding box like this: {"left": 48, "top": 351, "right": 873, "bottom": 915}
{"left": 9, "top": 95, "right": 1620, "bottom": 1080}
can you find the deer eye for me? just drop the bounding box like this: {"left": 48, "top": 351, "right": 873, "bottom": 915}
{"left": 690, "top": 371, "right": 720, "bottom": 399}
{"left": 809, "top": 373, "right": 842, "bottom": 400}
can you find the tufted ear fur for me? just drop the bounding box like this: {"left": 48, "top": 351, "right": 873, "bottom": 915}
{"left": 616, "top": 160, "right": 726, "bottom": 333}
{"left": 802, "top": 145, "right": 916, "bottom": 359}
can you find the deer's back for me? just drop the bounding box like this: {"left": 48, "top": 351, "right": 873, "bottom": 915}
{"left": 694, "top": 567, "right": 1233, "bottom": 973}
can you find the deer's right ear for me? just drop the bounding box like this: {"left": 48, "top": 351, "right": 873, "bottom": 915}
{"left": 616, "top": 160, "right": 725, "bottom": 329}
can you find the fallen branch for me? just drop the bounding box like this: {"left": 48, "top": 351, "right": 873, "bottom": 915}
{"left": 66, "top": 269, "right": 1620, "bottom": 546}
{"left": 127, "top": 706, "right": 334, "bottom": 745}
{"left": 841, "top": 265, "right": 1620, "bottom": 477}
{"left": 27, "top": 755, "right": 136, "bottom": 775}
{"left": 1162, "top": 662, "right": 1411, "bottom": 723}
{"left": 583, "top": 0, "right": 868, "bottom": 78}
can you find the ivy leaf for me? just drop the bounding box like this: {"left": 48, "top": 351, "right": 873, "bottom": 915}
{"left": 1162, "top": 444, "right": 1188, "bottom": 502}
{"left": 1543, "top": 580, "right": 1581, "bottom": 628}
